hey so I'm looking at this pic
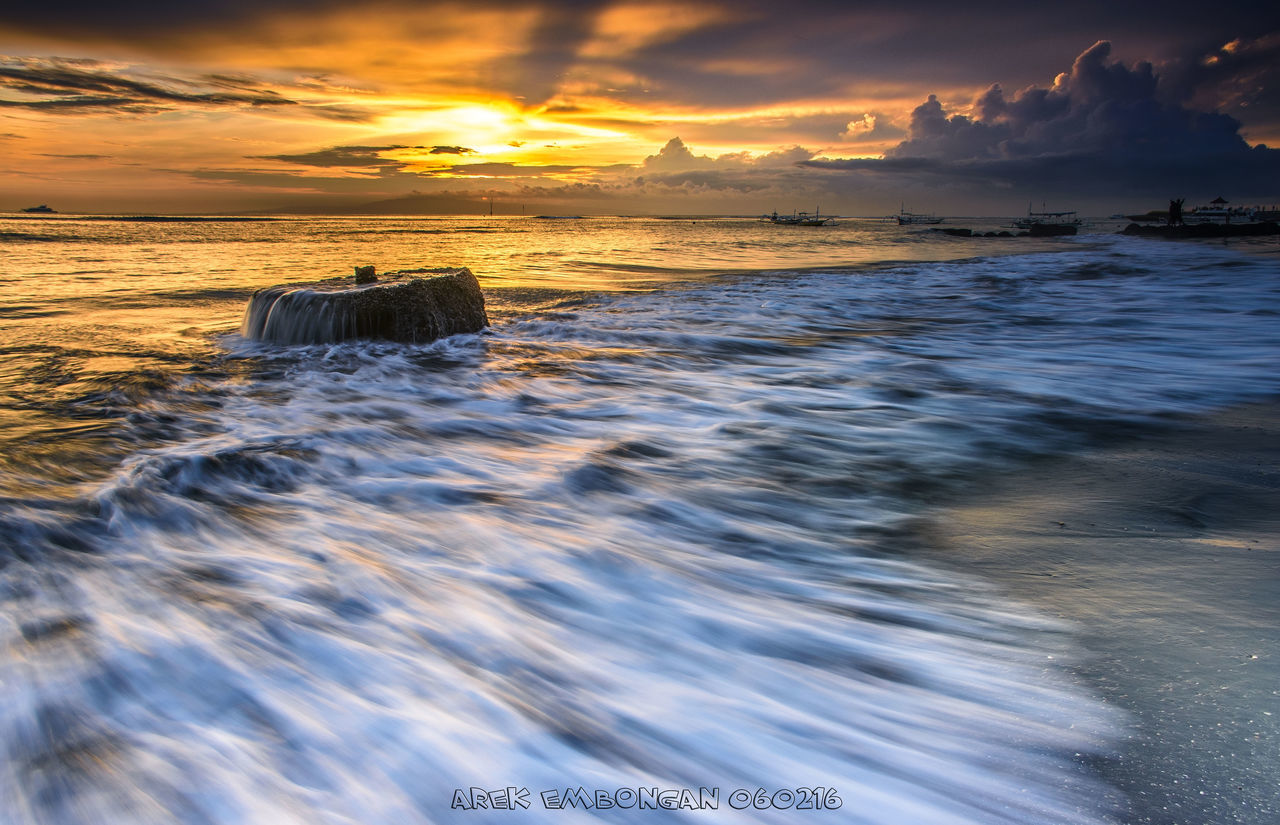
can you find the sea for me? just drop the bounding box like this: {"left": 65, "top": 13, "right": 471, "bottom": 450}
{"left": 1, "top": 214, "right": 1277, "bottom": 824}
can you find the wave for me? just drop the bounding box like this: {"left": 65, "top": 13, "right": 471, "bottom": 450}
{"left": 1, "top": 332, "right": 1120, "bottom": 824}
{"left": 2, "top": 232, "right": 1278, "bottom": 823}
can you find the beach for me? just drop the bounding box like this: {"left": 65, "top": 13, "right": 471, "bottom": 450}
{"left": 915, "top": 400, "right": 1280, "bottom": 824}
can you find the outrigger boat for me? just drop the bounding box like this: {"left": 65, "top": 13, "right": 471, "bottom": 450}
{"left": 894, "top": 205, "right": 943, "bottom": 225}
{"left": 1012, "top": 204, "right": 1081, "bottom": 235}
{"left": 763, "top": 207, "right": 836, "bottom": 226}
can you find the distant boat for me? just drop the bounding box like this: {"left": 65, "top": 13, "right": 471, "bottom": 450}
{"left": 763, "top": 208, "right": 835, "bottom": 226}
{"left": 894, "top": 205, "right": 943, "bottom": 225}
{"left": 20, "top": 204, "right": 56, "bottom": 214}
{"left": 1185, "top": 197, "right": 1259, "bottom": 224}
{"left": 1012, "top": 204, "right": 1081, "bottom": 234}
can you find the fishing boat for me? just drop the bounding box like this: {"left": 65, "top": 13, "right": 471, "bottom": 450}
{"left": 763, "top": 208, "right": 836, "bottom": 226}
{"left": 1012, "top": 204, "right": 1081, "bottom": 235}
{"left": 1185, "top": 197, "right": 1259, "bottom": 224}
{"left": 894, "top": 205, "right": 943, "bottom": 225}
{"left": 20, "top": 204, "right": 56, "bottom": 214}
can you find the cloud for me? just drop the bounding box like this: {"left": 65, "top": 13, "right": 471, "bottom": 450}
{"left": 183, "top": 167, "right": 416, "bottom": 194}
{"left": 0, "top": 56, "right": 294, "bottom": 110}
{"left": 0, "top": 56, "right": 371, "bottom": 120}
{"left": 259, "top": 145, "right": 475, "bottom": 168}
{"left": 0, "top": 1, "right": 351, "bottom": 38}
{"left": 837, "top": 112, "right": 906, "bottom": 145}
{"left": 643, "top": 137, "right": 811, "bottom": 172}
{"left": 7, "top": 3, "right": 1278, "bottom": 115}
{"left": 627, "top": 137, "right": 824, "bottom": 194}
{"left": 423, "top": 162, "right": 587, "bottom": 178}
{"left": 805, "top": 40, "right": 1280, "bottom": 200}
{"left": 641, "top": 137, "right": 714, "bottom": 172}
{"left": 187, "top": 134, "right": 821, "bottom": 208}
{"left": 253, "top": 143, "right": 595, "bottom": 182}
{"left": 1159, "top": 32, "right": 1280, "bottom": 143}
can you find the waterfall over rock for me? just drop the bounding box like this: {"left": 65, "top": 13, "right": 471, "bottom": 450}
{"left": 241, "top": 267, "right": 489, "bottom": 345}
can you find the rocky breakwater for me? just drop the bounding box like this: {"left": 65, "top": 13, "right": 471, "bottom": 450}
{"left": 1121, "top": 221, "right": 1279, "bottom": 239}
{"left": 241, "top": 266, "right": 489, "bottom": 345}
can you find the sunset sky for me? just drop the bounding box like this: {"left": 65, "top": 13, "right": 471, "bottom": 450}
{"left": 2, "top": 1, "right": 1278, "bottom": 215}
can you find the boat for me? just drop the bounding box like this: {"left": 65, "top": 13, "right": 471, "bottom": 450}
{"left": 20, "top": 204, "right": 56, "bottom": 214}
{"left": 894, "top": 205, "right": 943, "bottom": 225}
{"left": 763, "top": 208, "right": 836, "bottom": 226}
{"left": 1184, "top": 197, "right": 1259, "bottom": 224}
{"left": 1012, "top": 204, "right": 1081, "bottom": 235}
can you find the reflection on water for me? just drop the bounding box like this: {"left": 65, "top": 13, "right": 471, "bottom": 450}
{"left": 0, "top": 215, "right": 1075, "bottom": 484}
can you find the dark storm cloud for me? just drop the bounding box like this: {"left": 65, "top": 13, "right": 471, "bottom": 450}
{"left": 805, "top": 41, "right": 1280, "bottom": 200}
{"left": 0, "top": 1, "right": 601, "bottom": 39}
{"left": 1158, "top": 33, "right": 1280, "bottom": 140}
{"left": 569, "top": 2, "right": 1280, "bottom": 113}
{"left": 5, "top": 3, "right": 1278, "bottom": 111}
{"left": 0, "top": 1, "right": 346, "bottom": 37}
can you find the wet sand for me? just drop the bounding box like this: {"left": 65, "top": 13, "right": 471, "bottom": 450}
{"left": 915, "top": 401, "right": 1280, "bottom": 825}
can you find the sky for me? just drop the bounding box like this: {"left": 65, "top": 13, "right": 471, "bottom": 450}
{"left": 2, "top": 1, "right": 1278, "bottom": 215}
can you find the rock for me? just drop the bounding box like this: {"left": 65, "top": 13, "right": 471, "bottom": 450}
{"left": 242, "top": 267, "right": 489, "bottom": 345}
{"left": 354, "top": 265, "right": 377, "bottom": 284}
{"left": 1028, "top": 223, "right": 1077, "bottom": 236}
{"left": 1121, "top": 221, "right": 1280, "bottom": 238}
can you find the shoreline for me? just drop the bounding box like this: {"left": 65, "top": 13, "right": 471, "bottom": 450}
{"left": 910, "top": 400, "right": 1280, "bottom": 824}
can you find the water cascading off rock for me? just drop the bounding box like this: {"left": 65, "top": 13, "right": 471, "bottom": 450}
{"left": 241, "top": 267, "right": 489, "bottom": 345}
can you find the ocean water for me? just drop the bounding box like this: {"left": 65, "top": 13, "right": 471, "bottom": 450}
{"left": 1, "top": 215, "right": 1277, "bottom": 824}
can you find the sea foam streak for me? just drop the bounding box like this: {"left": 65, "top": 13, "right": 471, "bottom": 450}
{"left": 3, "top": 235, "right": 1278, "bottom": 824}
